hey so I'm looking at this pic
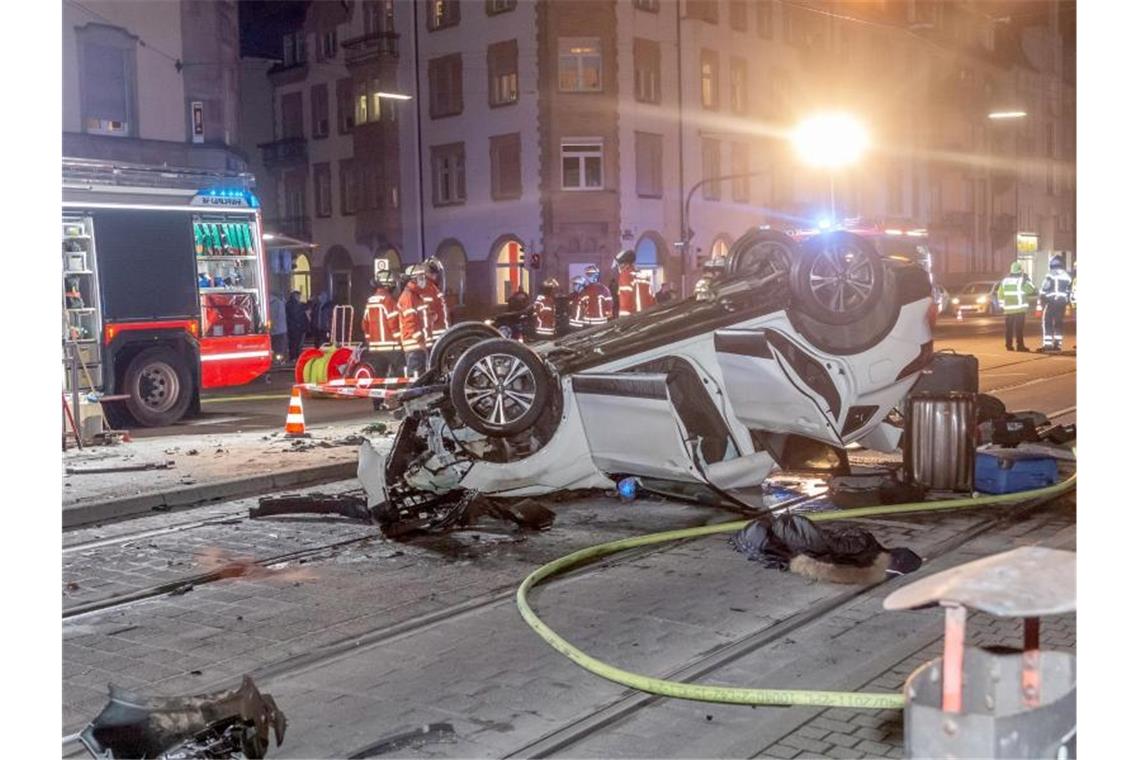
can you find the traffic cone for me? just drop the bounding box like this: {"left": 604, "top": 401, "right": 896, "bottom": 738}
{"left": 284, "top": 386, "right": 308, "bottom": 437}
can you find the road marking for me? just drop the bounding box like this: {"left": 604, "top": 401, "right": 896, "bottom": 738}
{"left": 984, "top": 369, "right": 1076, "bottom": 394}
{"left": 203, "top": 393, "right": 291, "bottom": 403}
{"left": 181, "top": 416, "right": 245, "bottom": 426}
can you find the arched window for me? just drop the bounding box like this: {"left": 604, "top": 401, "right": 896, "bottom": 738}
{"left": 634, "top": 234, "right": 665, "bottom": 292}
{"left": 711, "top": 237, "right": 731, "bottom": 260}
{"left": 493, "top": 238, "right": 530, "bottom": 305}
{"left": 291, "top": 253, "right": 311, "bottom": 301}
{"left": 435, "top": 241, "right": 468, "bottom": 306}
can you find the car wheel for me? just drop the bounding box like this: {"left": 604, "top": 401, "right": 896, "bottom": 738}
{"left": 725, "top": 228, "right": 796, "bottom": 280}
{"left": 123, "top": 347, "right": 193, "bottom": 427}
{"left": 428, "top": 321, "right": 502, "bottom": 376}
{"left": 791, "top": 231, "right": 885, "bottom": 326}
{"left": 449, "top": 338, "right": 552, "bottom": 437}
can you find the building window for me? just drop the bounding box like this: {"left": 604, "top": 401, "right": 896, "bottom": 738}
{"left": 729, "top": 57, "right": 747, "bottom": 114}
{"left": 559, "top": 37, "right": 602, "bottom": 92}
{"left": 311, "top": 83, "right": 329, "bottom": 138}
{"left": 427, "top": 0, "right": 460, "bottom": 31}
{"left": 364, "top": 2, "right": 382, "bottom": 35}
{"left": 490, "top": 132, "right": 522, "bottom": 200}
{"left": 77, "top": 24, "right": 138, "bottom": 137}
{"left": 366, "top": 164, "right": 381, "bottom": 209}
{"left": 282, "top": 31, "right": 307, "bottom": 66}
{"left": 729, "top": 1, "right": 748, "bottom": 31}
{"left": 700, "top": 49, "right": 719, "bottom": 110}
{"left": 731, "top": 142, "right": 750, "bottom": 202}
{"left": 340, "top": 160, "right": 358, "bottom": 215}
{"left": 635, "top": 132, "right": 663, "bottom": 198}
{"left": 702, "top": 138, "right": 721, "bottom": 200}
{"left": 318, "top": 29, "right": 338, "bottom": 61}
{"left": 688, "top": 0, "right": 718, "bottom": 24}
{"left": 562, "top": 140, "right": 603, "bottom": 190}
{"left": 354, "top": 82, "right": 368, "bottom": 127}
{"left": 314, "top": 164, "right": 332, "bottom": 217}
{"left": 633, "top": 0, "right": 660, "bottom": 11}
{"left": 486, "top": 0, "right": 517, "bottom": 14}
{"left": 756, "top": 1, "right": 773, "bottom": 39}
{"left": 487, "top": 40, "right": 519, "bottom": 107}
{"left": 431, "top": 143, "right": 466, "bottom": 206}
{"left": 370, "top": 76, "right": 384, "bottom": 122}
{"left": 428, "top": 53, "right": 464, "bottom": 118}
{"left": 283, "top": 170, "right": 307, "bottom": 229}
{"left": 336, "top": 78, "right": 353, "bottom": 133}
{"left": 281, "top": 91, "right": 304, "bottom": 138}
{"left": 633, "top": 38, "right": 661, "bottom": 104}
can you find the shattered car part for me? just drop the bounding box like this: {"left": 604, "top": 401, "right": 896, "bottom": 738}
{"left": 250, "top": 493, "right": 372, "bottom": 521}
{"left": 363, "top": 230, "right": 935, "bottom": 527}
{"left": 79, "top": 675, "right": 286, "bottom": 759}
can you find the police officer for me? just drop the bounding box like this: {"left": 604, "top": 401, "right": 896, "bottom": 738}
{"left": 579, "top": 264, "right": 613, "bottom": 325}
{"left": 998, "top": 261, "right": 1036, "bottom": 352}
{"left": 1038, "top": 255, "right": 1073, "bottom": 351}
{"left": 534, "top": 277, "right": 560, "bottom": 338}
{"left": 567, "top": 275, "right": 587, "bottom": 331}
{"left": 614, "top": 249, "right": 656, "bottom": 317}
{"left": 397, "top": 264, "right": 432, "bottom": 376}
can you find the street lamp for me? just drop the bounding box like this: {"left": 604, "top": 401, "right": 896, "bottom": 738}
{"left": 791, "top": 112, "right": 870, "bottom": 220}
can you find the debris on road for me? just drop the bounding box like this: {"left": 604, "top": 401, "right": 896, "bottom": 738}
{"left": 828, "top": 467, "right": 924, "bottom": 509}
{"left": 250, "top": 492, "right": 373, "bottom": 522}
{"left": 729, "top": 514, "right": 922, "bottom": 585}
{"left": 79, "top": 675, "right": 287, "bottom": 759}
{"left": 65, "top": 460, "right": 175, "bottom": 475}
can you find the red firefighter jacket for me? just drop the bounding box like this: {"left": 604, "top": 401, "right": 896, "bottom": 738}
{"left": 578, "top": 282, "right": 613, "bottom": 325}
{"left": 397, "top": 286, "right": 433, "bottom": 351}
{"left": 421, "top": 280, "right": 449, "bottom": 334}
{"left": 534, "top": 293, "right": 556, "bottom": 336}
{"left": 362, "top": 288, "right": 400, "bottom": 350}
{"left": 617, "top": 267, "right": 656, "bottom": 317}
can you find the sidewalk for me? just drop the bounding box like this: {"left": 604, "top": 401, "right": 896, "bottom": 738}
{"left": 62, "top": 418, "right": 392, "bottom": 528}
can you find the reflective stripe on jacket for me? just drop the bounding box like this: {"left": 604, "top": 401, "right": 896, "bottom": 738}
{"left": 362, "top": 289, "right": 401, "bottom": 350}
{"left": 1040, "top": 270, "right": 1073, "bottom": 304}
{"left": 580, "top": 282, "right": 613, "bottom": 324}
{"left": 397, "top": 287, "right": 431, "bottom": 350}
{"left": 616, "top": 268, "right": 655, "bottom": 316}
{"left": 534, "top": 294, "right": 556, "bottom": 335}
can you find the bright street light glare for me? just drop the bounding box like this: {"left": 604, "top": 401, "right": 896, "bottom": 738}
{"left": 988, "top": 110, "right": 1027, "bottom": 119}
{"left": 792, "top": 112, "right": 870, "bottom": 169}
{"left": 377, "top": 91, "right": 413, "bottom": 101}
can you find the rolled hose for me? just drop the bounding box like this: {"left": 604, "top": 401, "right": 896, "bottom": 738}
{"left": 516, "top": 472, "right": 1076, "bottom": 710}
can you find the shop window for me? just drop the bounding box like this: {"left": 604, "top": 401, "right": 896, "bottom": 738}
{"left": 700, "top": 49, "right": 719, "bottom": 110}
{"left": 702, "top": 138, "right": 721, "bottom": 200}
{"left": 635, "top": 132, "right": 663, "bottom": 198}
{"left": 494, "top": 239, "right": 530, "bottom": 305}
{"left": 634, "top": 38, "right": 661, "bottom": 104}
{"left": 314, "top": 163, "right": 332, "bottom": 217}
{"left": 427, "top": 0, "right": 460, "bottom": 31}
{"left": 488, "top": 40, "right": 519, "bottom": 107}
{"left": 432, "top": 143, "right": 466, "bottom": 206}
{"left": 490, "top": 132, "right": 522, "bottom": 200}
{"left": 562, "top": 140, "right": 603, "bottom": 190}
{"left": 429, "top": 53, "right": 464, "bottom": 117}
{"left": 559, "top": 37, "right": 602, "bottom": 92}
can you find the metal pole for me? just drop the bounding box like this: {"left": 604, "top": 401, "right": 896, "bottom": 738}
{"left": 68, "top": 342, "right": 82, "bottom": 448}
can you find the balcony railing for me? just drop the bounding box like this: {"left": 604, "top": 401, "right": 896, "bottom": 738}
{"left": 341, "top": 30, "right": 399, "bottom": 65}
{"left": 258, "top": 138, "right": 308, "bottom": 169}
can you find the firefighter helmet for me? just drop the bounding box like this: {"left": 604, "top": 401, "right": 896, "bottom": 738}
{"left": 1050, "top": 255, "right": 1065, "bottom": 269}
{"left": 542, "top": 277, "right": 560, "bottom": 293}
{"left": 584, "top": 264, "right": 601, "bottom": 283}
{"left": 614, "top": 249, "right": 636, "bottom": 268}
{"left": 406, "top": 263, "right": 428, "bottom": 287}
{"left": 571, "top": 275, "right": 587, "bottom": 292}
{"left": 373, "top": 268, "right": 397, "bottom": 289}
{"left": 1010, "top": 261, "right": 1023, "bottom": 274}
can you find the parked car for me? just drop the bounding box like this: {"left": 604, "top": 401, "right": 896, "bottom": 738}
{"left": 358, "top": 229, "right": 936, "bottom": 535}
{"left": 951, "top": 281, "right": 1002, "bottom": 317}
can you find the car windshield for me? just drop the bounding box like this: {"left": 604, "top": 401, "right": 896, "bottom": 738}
{"left": 961, "top": 283, "right": 993, "bottom": 294}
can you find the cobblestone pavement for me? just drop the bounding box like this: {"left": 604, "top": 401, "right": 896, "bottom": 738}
{"left": 62, "top": 488, "right": 1074, "bottom": 759}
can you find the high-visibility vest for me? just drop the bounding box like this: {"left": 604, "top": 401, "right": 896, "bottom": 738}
{"left": 579, "top": 282, "right": 613, "bottom": 324}
{"left": 617, "top": 267, "right": 656, "bottom": 316}
{"left": 534, "top": 293, "right": 557, "bottom": 335}
{"left": 362, "top": 289, "right": 400, "bottom": 350}
{"left": 999, "top": 275, "right": 1036, "bottom": 315}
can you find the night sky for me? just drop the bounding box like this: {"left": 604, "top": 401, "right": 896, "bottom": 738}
{"left": 239, "top": 0, "right": 310, "bottom": 59}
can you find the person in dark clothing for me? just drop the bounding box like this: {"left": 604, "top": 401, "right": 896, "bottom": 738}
{"left": 506, "top": 287, "right": 530, "bottom": 312}
{"left": 285, "top": 290, "right": 309, "bottom": 361}
{"left": 655, "top": 282, "right": 676, "bottom": 305}
{"left": 310, "top": 292, "right": 332, "bottom": 347}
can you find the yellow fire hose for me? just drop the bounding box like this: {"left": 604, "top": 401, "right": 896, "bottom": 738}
{"left": 516, "top": 473, "right": 1076, "bottom": 710}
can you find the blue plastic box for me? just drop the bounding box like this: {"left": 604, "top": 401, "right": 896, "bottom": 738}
{"left": 975, "top": 450, "right": 1058, "bottom": 494}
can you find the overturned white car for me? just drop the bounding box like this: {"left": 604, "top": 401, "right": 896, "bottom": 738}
{"left": 359, "top": 229, "right": 936, "bottom": 534}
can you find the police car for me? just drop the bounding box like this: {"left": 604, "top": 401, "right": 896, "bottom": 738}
{"left": 359, "top": 228, "right": 936, "bottom": 534}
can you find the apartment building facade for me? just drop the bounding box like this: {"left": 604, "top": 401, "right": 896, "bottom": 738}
{"left": 249, "top": 0, "right": 1075, "bottom": 314}
{"left": 62, "top": 0, "right": 246, "bottom": 171}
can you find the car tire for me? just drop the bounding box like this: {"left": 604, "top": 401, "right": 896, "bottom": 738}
{"left": 123, "top": 346, "right": 193, "bottom": 427}
{"left": 449, "top": 338, "right": 552, "bottom": 437}
{"left": 428, "top": 321, "right": 502, "bottom": 376}
{"left": 791, "top": 231, "right": 885, "bottom": 326}
{"left": 725, "top": 228, "right": 797, "bottom": 280}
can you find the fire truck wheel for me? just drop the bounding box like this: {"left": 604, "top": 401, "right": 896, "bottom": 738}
{"left": 449, "top": 339, "right": 551, "bottom": 437}
{"left": 791, "top": 231, "right": 885, "bottom": 326}
{"left": 429, "top": 321, "right": 501, "bottom": 376}
{"left": 123, "top": 347, "right": 193, "bottom": 427}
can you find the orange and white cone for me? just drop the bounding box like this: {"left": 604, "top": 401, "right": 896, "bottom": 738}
{"left": 284, "top": 386, "right": 307, "bottom": 437}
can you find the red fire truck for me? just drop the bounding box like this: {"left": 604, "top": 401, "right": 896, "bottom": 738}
{"left": 63, "top": 159, "right": 272, "bottom": 427}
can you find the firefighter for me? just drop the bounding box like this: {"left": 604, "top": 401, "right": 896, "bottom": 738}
{"left": 422, "top": 257, "right": 450, "bottom": 334}
{"left": 999, "top": 261, "right": 1036, "bottom": 352}
{"left": 362, "top": 269, "right": 402, "bottom": 368}
{"left": 614, "top": 249, "right": 656, "bottom": 317}
{"left": 579, "top": 264, "right": 613, "bottom": 326}
{"left": 534, "top": 278, "right": 560, "bottom": 338}
{"left": 567, "top": 275, "right": 587, "bottom": 331}
{"left": 397, "top": 264, "right": 433, "bottom": 376}
{"left": 1038, "top": 255, "right": 1073, "bottom": 352}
